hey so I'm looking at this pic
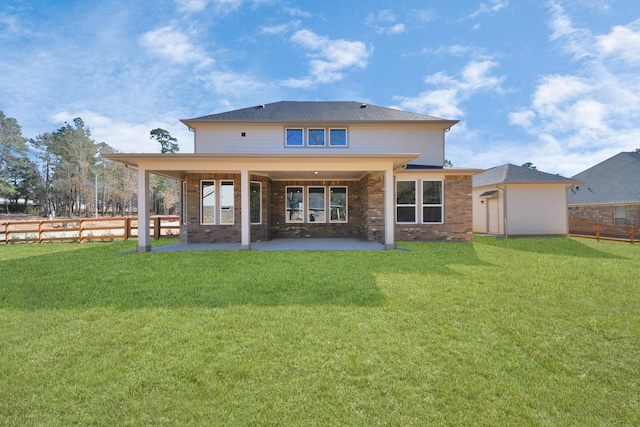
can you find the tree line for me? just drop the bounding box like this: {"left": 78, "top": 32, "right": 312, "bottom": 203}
{"left": 0, "top": 110, "right": 180, "bottom": 217}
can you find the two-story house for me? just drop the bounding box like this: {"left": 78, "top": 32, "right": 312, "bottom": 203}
{"left": 105, "top": 101, "right": 480, "bottom": 251}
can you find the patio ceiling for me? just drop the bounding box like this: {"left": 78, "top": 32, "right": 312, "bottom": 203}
{"left": 103, "top": 153, "right": 420, "bottom": 180}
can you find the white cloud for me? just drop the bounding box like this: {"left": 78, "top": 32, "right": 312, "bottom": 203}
{"left": 284, "top": 7, "right": 312, "bottom": 18}
{"left": 283, "top": 29, "right": 370, "bottom": 88}
{"left": 260, "top": 21, "right": 300, "bottom": 35}
{"left": 366, "top": 10, "right": 406, "bottom": 35}
{"left": 464, "top": 0, "right": 509, "bottom": 20}
{"left": 140, "top": 26, "right": 212, "bottom": 67}
{"left": 175, "top": 0, "right": 243, "bottom": 14}
{"left": 506, "top": 2, "right": 640, "bottom": 175}
{"left": 201, "top": 70, "right": 268, "bottom": 96}
{"left": 597, "top": 21, "right": 640, "bottom": 64}
{"left": 394, "top": 60, "right": 504, "bottom": 118}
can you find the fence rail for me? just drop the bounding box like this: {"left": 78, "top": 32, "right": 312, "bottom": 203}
{"left": 1, "top": 216, "right": 180, "bottom": 244}
{"left": 569, "top": 220, "right": 638, "bottom": 244}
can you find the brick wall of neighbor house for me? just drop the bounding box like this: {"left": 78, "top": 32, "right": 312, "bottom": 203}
{"left": 269, "top": 180, "right": 363, "bottom": 239}
{"left": 396, "top": 175, "right": 473, "bottom": 242}
{"left": 569, "top": 204, "right": 640, "bottom": 226}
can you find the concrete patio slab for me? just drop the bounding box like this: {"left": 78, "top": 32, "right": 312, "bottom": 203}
{"left": 151, "top": 238, "right": 385, "bottom": 252}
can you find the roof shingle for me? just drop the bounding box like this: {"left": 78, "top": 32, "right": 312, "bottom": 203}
{"left": 568, "top": 152, "right": 640, "bottom": 205}
{"left": 182, "top": 101, "right": 457, "bottom": 124}
{"left": 473, "top": 163, "right": 576, "bottom": 187}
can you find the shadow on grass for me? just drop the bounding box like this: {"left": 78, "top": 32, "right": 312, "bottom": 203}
{"left": 474, "top": 235, "right": 626, "bottom": 259}
{"left": 0, "top": 241, "right": 489, "bottom": 310}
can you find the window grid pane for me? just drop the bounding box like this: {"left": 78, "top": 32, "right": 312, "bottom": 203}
{"left": 422, "top": 180, "right": 443, "bottom": 223}
{"left": 201, "top": 180, "right": 215, "bottom": 224}
{"left": 308, "top": 187, "right": 325, "bottom": 222}
{"left": 329, "top": 129, "right": 347, "bottom": 146}
{"left": 250, "top": 182, "right": 261, "bottom": 224}
{"left": 286, "top": 186, "right": 304, "bottom": 222}
{"left": 396, "top": 181, "right": 416, "bottom": 223}
{"left": 307, "top": 129, "right": 325, "bottom": 146}
{"left": 330, "top": 187, "right": 348, "bottom": 222}
{"left": 286, "top": 128, "right": 303, "bottom": 146}
{"left": 219, "top": 181, "right": 234, "bottom": 224}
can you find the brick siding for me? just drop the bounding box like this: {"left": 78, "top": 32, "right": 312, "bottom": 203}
{"left": 569, "top": 204, "right": 640, "bottom": 227}
{"left": 395, "top": 175, "right": 474, "bottom": 242}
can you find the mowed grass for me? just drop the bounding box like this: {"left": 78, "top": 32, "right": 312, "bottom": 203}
{"left": 1, "top": 237, "right": 639, "bottom": 426}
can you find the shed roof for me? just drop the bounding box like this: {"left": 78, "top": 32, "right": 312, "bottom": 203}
{"left": 568, "top": 152, "right": 640, "bottom": 205}
{"left": 181, "top": 101, "right": 458, "bottom": 125}
{"left": 473, "top": 163, "right": 576, "bottom": 187}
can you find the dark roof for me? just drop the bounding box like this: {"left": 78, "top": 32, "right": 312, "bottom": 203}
{"left": 568, "top": 152, "right": 640, "bottom": 205}
{"left": 182, "top": 101, "right": 457, "bottom": 124}
{"left": 473, "top": 163, "right": 577, "bottom": 187}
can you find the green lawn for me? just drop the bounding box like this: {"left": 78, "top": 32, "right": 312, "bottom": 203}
{"left": 1, "top": 237, "right": 639, "bottom": 426}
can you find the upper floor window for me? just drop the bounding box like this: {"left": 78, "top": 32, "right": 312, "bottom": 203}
{"left": 308, "top": 129, "right": 326, "bottom": 146}
{"left": 285, "top": 128, "right": 304, "bottom": 146}
{"left": 284, "top": 127, "right": 348, "bottom": 147}
{"left": 329, "top": 129, "right": 347, "bottom": 146}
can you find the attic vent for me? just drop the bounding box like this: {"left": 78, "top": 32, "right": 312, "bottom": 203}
{"left": 360, "top": 103, "right": 367, "bottom": 108}
{"left": 256, "top": 104, "right": 265, "bottom": 109}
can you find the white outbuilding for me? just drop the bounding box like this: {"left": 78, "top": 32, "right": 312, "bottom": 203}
{"left": 473, "top": 164, "right": 578, "bottom": 237}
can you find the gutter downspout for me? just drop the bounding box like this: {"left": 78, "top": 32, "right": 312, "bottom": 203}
{"left": 496, "top": 184, "right": 508, "bottom": 238}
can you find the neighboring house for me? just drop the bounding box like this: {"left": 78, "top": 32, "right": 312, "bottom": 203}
{"left": 568, "top": 151, "right": 640, "bottom": 226}
{"left": 105, "top": 101, "right": 480, "bottom": 251}
{"left": 473, "top": 164, "right": 578, "bottom": 236}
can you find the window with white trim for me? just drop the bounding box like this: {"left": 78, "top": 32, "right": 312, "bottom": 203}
{"left": 307, "top": 128, "right": 325, "bottom": 146}
{"left": 614, "top": 206, "right": 626, "bottom": 225}
{"left": 201, "top": 180, "right": 215, "bottom": 224}
{"left": 308, "top": 187, "right": 326, "bottom": 222}
{"left": 422, "top": 180, "right": 443, "bottom": 223}
{"left": 219, "top": 180, "right": 234, "bottom": 224}
{"left": 250, "top": 181, "right": 262, "bottom": 224}
{"left": 286, "top": 186, "right": 304, "bottom": 222}
{"left": 330, "top": 186, "right": 348, "bottom": 222}
{"left": 329, "top": 129, "right": 347, "bottom": 146}
{"left": 396, "top": 180, "right": 417, "bottom": 223}
{"left": 285, "top": 128, "right": 303, "bottom": 146}
{"left": 284, "top": 127, "right": 348, "bottom": 147}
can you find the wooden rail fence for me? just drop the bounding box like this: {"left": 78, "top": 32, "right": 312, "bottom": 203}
{"left": 569, "top": 220, "right": 638, "bottom": 244}
{"left": 1, "top": 216, "right": 180, "bottom": 244}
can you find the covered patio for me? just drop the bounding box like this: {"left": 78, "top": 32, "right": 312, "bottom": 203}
{"left": 104, "top": 152, "right": 419, "bottom": 252}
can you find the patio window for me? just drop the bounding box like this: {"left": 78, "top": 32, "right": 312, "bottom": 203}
{"left": 201, "top": 180, "right": 215, "bottom": 224}
{"left": 330, "top": 186, "right": 348, "bottom": 222}
{"left": 285, "top": 128, "right": 303, "bottom": 146}
{"left": 286, "top": 186, "right": 304, "bottom": 223}
{"left": 396, "top": 180, "right": 416, "bottom": 223}
{"left": 614, "top": 206, "right": 626, "bottom": 225}
{"left": 250, "top": 181, "right": 262, "bottom": 224}
{"left": 308, "top": 187, "right": 326, "bottom": 222}
{"left": 422, "top": 180, "right": 443, "bottom": 223}
{"left": 219, "top": 180, "right": 234, "bottom": 224}
{"left": 307, "top": 129, "right": 325, "bottom": 146}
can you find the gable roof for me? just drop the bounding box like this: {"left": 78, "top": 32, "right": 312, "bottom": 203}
{"left": 473, "top": 163, "right": 576, "bottom": 187}
{"left": 181, "top": 101, "right": 458, "bottom": 126}
{"left": 568, "top": 151, "right": 640, "bottom": 205}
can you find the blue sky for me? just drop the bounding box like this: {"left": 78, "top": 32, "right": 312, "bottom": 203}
{"left": 1, "top": 0, "right": 639, "bottom": 176}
